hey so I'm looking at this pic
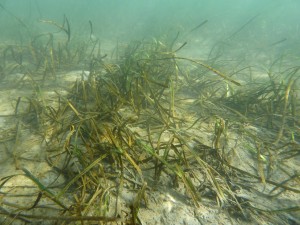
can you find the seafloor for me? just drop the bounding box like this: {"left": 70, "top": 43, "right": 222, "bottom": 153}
{"left": 0, "top": 35, "right": 299, "bottom": 225}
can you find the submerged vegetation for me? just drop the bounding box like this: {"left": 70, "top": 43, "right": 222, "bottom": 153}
{"left": 0, "top": 15, "right": 299, "bottom": 225}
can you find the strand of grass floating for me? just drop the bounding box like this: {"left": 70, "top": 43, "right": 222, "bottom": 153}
{"left": 150, "top": 56, "right": 241, "bottom": 86}
{"left": 0, "top": 4, "right": 30, "bottom": 34}
{"left": 175, "top": 57, "right": 241, "bottom": 86}
{"left": 0, "top": 206, "right": 31, "bottom": 223}
{"left": 223, "top": 159, "right": 300, "bottom": 194}
{"left": 248, "top": 204, "right": 300, "bottom": 213}
{"left": 273, "top": 69, "right": 299, "bottom": 144}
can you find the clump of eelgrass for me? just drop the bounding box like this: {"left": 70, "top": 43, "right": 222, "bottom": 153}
{"left": 1, "top": 18, "right": 299, "bottom": 224}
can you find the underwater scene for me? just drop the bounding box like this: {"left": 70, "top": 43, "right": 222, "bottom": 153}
{"left": 0, "top": 0, "right": 299, "bottom": 224}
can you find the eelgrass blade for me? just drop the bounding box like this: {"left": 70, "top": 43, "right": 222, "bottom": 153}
{"left": 57, "top": 154, "right": 107, "bottom": 198}
{"left": 22, "top": 168, "right": 68, "bottom": 210}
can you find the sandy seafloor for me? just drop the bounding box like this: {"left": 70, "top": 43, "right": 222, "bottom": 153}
{"left": 0, "top": 39, "right": 299, "bottom": 225}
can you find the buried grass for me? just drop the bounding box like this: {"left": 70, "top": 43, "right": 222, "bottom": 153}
{"left": 0, "top": 20, "right": 300, "bottom": 224}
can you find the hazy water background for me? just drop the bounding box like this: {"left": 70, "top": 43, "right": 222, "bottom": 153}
{"left": 0, "top": 0, "right": 299, "bottom": 63}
